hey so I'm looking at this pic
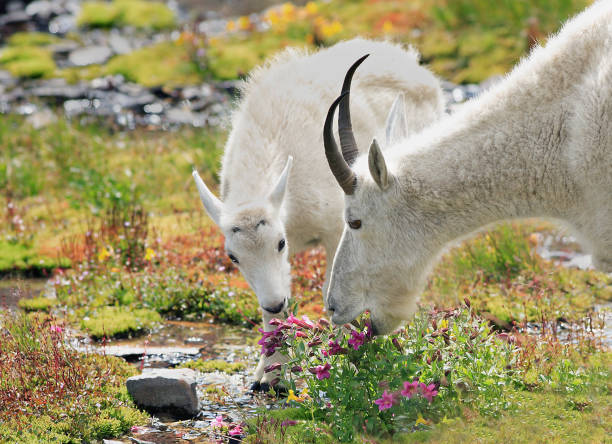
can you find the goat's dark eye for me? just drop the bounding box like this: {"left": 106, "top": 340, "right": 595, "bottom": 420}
{"left": 348, "top": 219, "right": 362, "bottom": 229}
{"left": 228, "top": 254, "right": 239, "bottom": 264}
{"left": 278, "top": 239, "right": 286, "bottom": 252}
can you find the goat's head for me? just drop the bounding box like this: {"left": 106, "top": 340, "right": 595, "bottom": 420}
{"left": 192, "top": 157, "right": 293, "bottom": 315}
{"left": 324, "top": 56, "right": 432, "bottom": 335}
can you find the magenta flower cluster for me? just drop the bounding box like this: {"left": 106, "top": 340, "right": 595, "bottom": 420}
{"left": 374, "top": 380, "right": 439, "bottom": 411}
{"left": 258, "top": 314, "right": 316, "bottom": 356}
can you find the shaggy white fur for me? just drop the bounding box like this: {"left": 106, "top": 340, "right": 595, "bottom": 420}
{"left": 192, "top": 38, "right": 444, "bottom": 387}
{"left": 325, "top": 1, "right": 612, "bottom": 336}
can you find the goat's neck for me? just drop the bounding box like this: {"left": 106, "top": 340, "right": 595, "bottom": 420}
{"left": 397, "top": 61, "right": 582, "bottom": 243}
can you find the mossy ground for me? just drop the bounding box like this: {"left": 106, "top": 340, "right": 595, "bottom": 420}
{"left": 180, "top": 358, "right": 247, "bottom": 374}
{"left": 77, "top": 0, "right": 175, "bottom": 30}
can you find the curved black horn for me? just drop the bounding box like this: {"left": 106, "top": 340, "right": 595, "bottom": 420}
{"left": 324, "top": 92, "right": 356, "bottom": 195}
{"left": 339, "top": 54, "right": 369, "bottom": 165}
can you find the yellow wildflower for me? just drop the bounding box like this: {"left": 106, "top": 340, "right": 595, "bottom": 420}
{"left": 299, "top": 387, "right": 310, "bottom": 400}
{"left": 265, "top": 10, "right": 280, "bottom": 26}
{"left": 287, "top": 389, "right": 301, "bottom": 403}
{"left": 415, "top": 413, "right": 430, "bottom": 426}
{"left": 98, "top": 247, "right": 111, "bottom": 262}
{"left": 382, "top": 20, "right": 393, "bottom": 34}
{"left": 144, "top": 248, "right": 156, "bottom": 261}
{"left": 321, "top": 20, "right": 343, "bottom": 39}
{"left": 208, "top": 37, "right": 219, "bottom": 46}
{"left": 110, "top": 267, "right": 120, "bottom": 273}
{"left": 281, "top": 2, "right": 295, "bottom": 19}
{"left": 238, "top": 16, "right": 250, "bottom": 31}
{"left": 305, "top": 1, "right": 318, "bottom": 15}
{"left": 439, "top": 319, "right": 448, "bottom": 329}
{"left": 226, "top": 20, "right": 236, "bottom": 32}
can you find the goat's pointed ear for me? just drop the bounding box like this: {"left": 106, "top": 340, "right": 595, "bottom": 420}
{"left": 268, "top": 156, "right": 293, "bottom": 208}
{"left": 368, "top": 139, "right": 390, "bottom": 191}
{"left": 384, "top": 93, "right": 408, "bottom": 147}
{"left": 192, "top": 168, "right": 222, "bottom": 225}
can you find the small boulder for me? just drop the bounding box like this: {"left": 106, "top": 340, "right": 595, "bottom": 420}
{"left": 126, "top": 368, "right": 199, "bottom": 419}
{"left": 68, "top": 45, "right": 112, "bottom": 66}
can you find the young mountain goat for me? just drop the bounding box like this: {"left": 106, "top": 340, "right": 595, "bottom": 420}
{"left": 323, "top": 1, "right": 612, "bottom": 336}
{"left": 192, "top": 39, "right": 444, "bottom": 389}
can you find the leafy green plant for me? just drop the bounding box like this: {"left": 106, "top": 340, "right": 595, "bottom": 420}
{"left": 0, "top": 311, "right": 148, "bottom": 442}
{"left": 266, "top": 306, "right": 520, "bottom": 442}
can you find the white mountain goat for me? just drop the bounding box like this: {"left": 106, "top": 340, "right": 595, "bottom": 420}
{"left": 323, "top": 1, "right": 612, "bottom": 336}
{"left": 192, "top": 39, "right": 444, "bottom": 390}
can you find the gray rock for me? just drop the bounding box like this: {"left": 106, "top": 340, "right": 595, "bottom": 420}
{"left": 166, "top": 108, "right": 206, "bottom": 126}
{"left": 26, "top": 0, "right": 64, "bottom": 19}
{"left": 30, "top": 78, "right": 87, "bottom": 99}
{"left": 0, "top": 70, "right": 17, "bottom": 88}
{"left": 126, "top": 368, "right": 200, "bottom": 418}
{"left": 49, "top": 14, "right": 75, "bottom": 34}
{"left": 68, "top": 45, "right": 112, "bottom": 66}
{"left": 26, "top": 107, "right": 57, "bottom": 128}
{"left": 109, "top": 33, "right": 132, "bottom": 55}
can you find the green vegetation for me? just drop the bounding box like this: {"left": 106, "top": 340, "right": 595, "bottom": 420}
{"left": 0, "top": 46, "right": 55, "bottom": 78}
{"left": 0, "top": 311, "right": 148, "bottom": 442}
{"left": 105, "top": 41, "right": 203, "bottom": 87}
{"left": 425, "top": 223, "right": 612, "bottom": 323}
{"left": 79, "top": 305, "right": 161, "bottom": 339}
{"left": 78, "top": 0, "right": 175, "bottom": 30}
{"left": 0, "top": 240, "right": 70, "bottom": 276}
{"left": 251, "top": 308, "right": 611, "bottom": 442}
{"left": 7, "top": 32, "right": 63, "bottom": 47}
{"left": 181, "top": 358, "right": 247, "bottom": 374}
{"left": 18, "top": 296, "right": 57, "bottom": 312}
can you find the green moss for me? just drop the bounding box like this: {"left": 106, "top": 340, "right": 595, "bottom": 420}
{"left": 0, "top": 46, "right": 56, "bottom": 78}
{"left": 18, "top": 296, "right": 57, "bottom": 312}
{"left": 77, "top": 1, "right": 121, "bottom": 27}
{"left": 7, "top": 32, "right": 63, "bottom": 47}
{"left": 105, "top": 41, "right": 201, "bottom": 87}
{"left": 0, "top": 241, "right": 70, "bottom": 276}
{"left": 119, "top": 0, "right": 176, "bottom": 30}
{"left": 180, "top": 358, "right": 246, "bottom": 374}
{"left": 78, "top": 0, "right": 175, "bottom": 29}
{"left": 207, "top": 33, "right": 307, "bottom": 80}
{"left": 80, "top": 305, "right": 161, "bottom": 339}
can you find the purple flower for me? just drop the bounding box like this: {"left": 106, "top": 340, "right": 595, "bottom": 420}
{"left": 327, "top": 340, "right": 346, "bottom": 355}
{"left": 374, "top": 390, "right": 395, "bottom": 411}
{"left": 281, "top": 420, "right": 298, "bottom": 427}
{"left": 309, "top": 363, "right": 331, "bottom": 380}
{"left": 400, "top": 380, "right": 419, "bottom": 398}
{"left": 420, "top": 383, "right": 438, "bottom": 402}
{"left": 348, "top": 330, "right": 365, "bottom": 350}
{"left": 264, "top": 363, "right": 282, "bottom": 373}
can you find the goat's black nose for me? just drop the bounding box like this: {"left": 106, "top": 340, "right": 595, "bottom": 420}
{"left": 327, "top": 304, "right": 336, "bottom": 313}
{"left": 263, "top": 301, "right": 285, "bottom": 314}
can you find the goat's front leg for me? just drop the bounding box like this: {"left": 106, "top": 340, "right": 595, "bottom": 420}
{"left": 251, "top": 309, "right": 288, "bottom": 392}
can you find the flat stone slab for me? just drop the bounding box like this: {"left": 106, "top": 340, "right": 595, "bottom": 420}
{"left": 126, "top": 368, "right": 200, "bottom": 418}
{"left": 69, "top": 45, "right": 112, "bottom": 66}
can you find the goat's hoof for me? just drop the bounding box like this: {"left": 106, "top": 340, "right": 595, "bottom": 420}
{"left": 250, "top": 381, "right": 261, "bottom": 392}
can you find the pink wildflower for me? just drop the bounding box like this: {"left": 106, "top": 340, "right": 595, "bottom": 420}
{"left": 281, "top": 420, "right": 298, "bottom": 427}
{"left": 420, "top": 383, "right": 438, "bottom": 402}
{"left": 295, "top": 330, "right": 307, "bottom": 338}
{"left": 348, "top": 330, "right": 365, "bottom": 350}
{"left": 374, "top": 390, "right": 395, "bottom": 411}
{"left": 130, "top": 425, "right": 141, "bottom": 433}
{"left": 50, "top": 325, "right": 63, "bottom": 334}
{"left": 301, "top": 315, "right": 315, "bottom": 328}
{"left": 211, "top": 415, "right": 227, "bottom": 429}
{"left": 401, "top": 380, "right": 419, "bottom": 398}
{"left": 228, "top": 425, "right": 243, "bottom": 436}
{"left": 309, "top": 363, "right": 331, "bottom": 380}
